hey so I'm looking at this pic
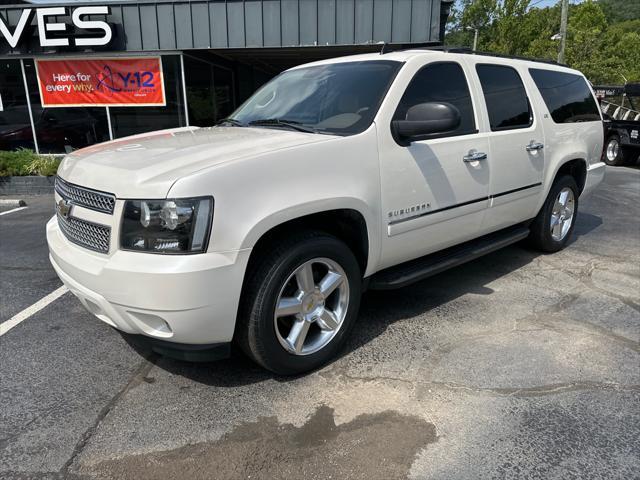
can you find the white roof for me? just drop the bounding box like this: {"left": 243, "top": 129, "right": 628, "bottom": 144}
{"left": 291, "top": 48, "right": 581, "bottom": 76}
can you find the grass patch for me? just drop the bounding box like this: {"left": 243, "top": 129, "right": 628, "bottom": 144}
{"left": 0, "top": 149, "right": 61, "bottom": 177}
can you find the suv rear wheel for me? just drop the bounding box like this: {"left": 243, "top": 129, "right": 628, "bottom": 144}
{"left": 236, "top": 231, "right": 362, "bottom": 375}
{"left": 529, "top": 175, "right": 579, "bottom": 253}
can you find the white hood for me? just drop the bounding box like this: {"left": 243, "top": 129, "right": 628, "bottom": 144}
{"left": 57, "top": 126, "right": 333, "bottom": 198}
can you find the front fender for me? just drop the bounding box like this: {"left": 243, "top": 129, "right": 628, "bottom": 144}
{"left": 239, "top": 197, "right": 380, "bottom": 277}
{"left": 167, "top": 127, "right": 383, "bottom": 276}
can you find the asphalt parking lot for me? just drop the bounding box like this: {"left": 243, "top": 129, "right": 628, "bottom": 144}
{"left": 1, "top": 166, "right": 639, "bottom": 480}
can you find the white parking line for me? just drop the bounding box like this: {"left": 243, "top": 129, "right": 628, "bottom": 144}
{"left": 0, "top": 286, "right": 68, "bottom": 337}
{"left": 0, "top": 206, "right": 28, "bottom": 216}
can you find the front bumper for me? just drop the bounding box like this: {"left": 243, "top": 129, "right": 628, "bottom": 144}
{"left": 582, "top": 161, "right": 606, "bottom": 197}
{"left": 47, "top": 216, "right": 251, "bottom": 346}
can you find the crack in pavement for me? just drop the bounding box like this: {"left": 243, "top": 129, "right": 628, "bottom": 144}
{"left": 539, "top": 258, "right": 640, "bottom": 313}
{"left": 334, "top": 373, "right": 639, "bottom": 398}
{"left": 505, "top": 283, "right": 639, "bottom": 352}
{"left": 423, "top": 291, "right": 584, "bottom": 360}
{"left": 59, "top": 353, "right": 158, "bottom": 475}
{"left": 583, "top": 265, "right": 640, "bottom": 314}
{"left": 324, "top": 287, "right": 639, "bottom": 399}
{"left": 428, "top": 380, "right": 640, "bottom": 397}
{"left": 538, "top": 317, "right": 640, "bottom": 353}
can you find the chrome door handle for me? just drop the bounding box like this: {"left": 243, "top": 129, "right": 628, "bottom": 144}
{"left": 463, "top": 151, "right": 488, "bottom": 162}
{"left": 526, "top": 142, "right": 544, "bottom": 151}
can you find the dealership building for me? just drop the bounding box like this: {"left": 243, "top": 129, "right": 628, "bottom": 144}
{"left": 1, "top": 0, "right": 452, "bottom": 154}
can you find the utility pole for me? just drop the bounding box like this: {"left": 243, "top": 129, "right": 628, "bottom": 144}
{"left": 465, "top": 26, "right": 479, "bottom": 51}
{"left": 558, "top": 0, "right": 568, "bottom": 64}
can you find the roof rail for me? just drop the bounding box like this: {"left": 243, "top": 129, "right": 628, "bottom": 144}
{"left": 379, "top": 41, "right": 443, "bottom": 55}
{"left": 439, "top": 47, "right": 566, "bottom": 66}
{"left": 383, "top": 43, "right": 565, "bottom": 67}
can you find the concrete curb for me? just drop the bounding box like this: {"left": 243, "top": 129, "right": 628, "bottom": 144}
{"left": 0, "top": 176, "right": 55, "bottom": 195}
{"left": 0, "top": 198, "right": 27, "bottom": 207}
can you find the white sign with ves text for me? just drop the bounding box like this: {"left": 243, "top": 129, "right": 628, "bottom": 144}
{"left": 0, "top": 6, "right": 112, "bottom": 49}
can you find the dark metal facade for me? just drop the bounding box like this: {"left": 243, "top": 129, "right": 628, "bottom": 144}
{"left": 1, "top": 0, "right": 445, "bottom": 56}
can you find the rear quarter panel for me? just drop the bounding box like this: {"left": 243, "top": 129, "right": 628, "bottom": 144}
{"left": 523, "top": 67, "right": 604, "bottom": 209}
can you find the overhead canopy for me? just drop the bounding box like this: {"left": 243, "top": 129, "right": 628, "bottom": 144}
{"left": 1, "top": 0, "right": 451, "bottom": 56}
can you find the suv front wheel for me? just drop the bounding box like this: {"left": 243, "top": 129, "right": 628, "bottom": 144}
{"left": 236, "top": 231, "right": 362, "bottom": 375}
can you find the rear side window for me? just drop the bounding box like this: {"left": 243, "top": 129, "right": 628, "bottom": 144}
{"left": 476, "top": 64, "right": 532, "bottom": 131}
{"left": 394, "top": 62, "right": 476, "bottom": 136}
{"left": 529, "top": 68, "right": 601, "bottom": 123}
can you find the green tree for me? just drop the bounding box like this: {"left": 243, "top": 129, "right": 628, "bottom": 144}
{"left": 460, "top": 0, "right": 499, "bottom": 31}
{"left": 524, "top": 4, "right": 561, "bottom": 59}
{"left": 445, "top": 0, "right": 640, "bottom": 84}
{"left": 486, "top": 0, "right": 532, "bottom": 54}
{"left": 597, "top": 0, "right": 640, "bottom": 24}
{"left": 564, "top": 0, "right": 610, "bottom": 80}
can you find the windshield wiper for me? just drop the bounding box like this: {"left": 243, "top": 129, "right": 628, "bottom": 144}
{"left": 248, "top": 118, "right": 317, "bottom": 133}
{"left": 216, "top": 118, "right": 246, "bottom": 127}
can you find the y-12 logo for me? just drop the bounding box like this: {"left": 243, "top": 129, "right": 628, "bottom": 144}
{"left": 96, "top": 65, "right": 155, "bottom": 94}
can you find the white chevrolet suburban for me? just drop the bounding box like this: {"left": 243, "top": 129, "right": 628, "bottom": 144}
{"left": 47, "top": 49, "right": 605, "bottom": 374}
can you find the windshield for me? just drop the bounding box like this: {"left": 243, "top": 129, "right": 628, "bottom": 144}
{"left": 228, "top": 60, "right": 402, "bottom": 136}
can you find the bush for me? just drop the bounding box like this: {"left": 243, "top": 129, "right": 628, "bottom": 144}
{"left": 0, "top": 149, "right": 61, "bottom": 177}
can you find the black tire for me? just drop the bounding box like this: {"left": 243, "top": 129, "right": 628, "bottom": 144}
{"left": 235, "top": 231, "right": 362, "bottom": 375}
{"left": 603, "top": 134, "right": 632, "bottom": 166}
{"left": 529, "top": 175, "right": 579, "bottom": 253}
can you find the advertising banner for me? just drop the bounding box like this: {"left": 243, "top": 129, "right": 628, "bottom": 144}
{"left": 35, "top": 57, "right": 165, "bottom": 107}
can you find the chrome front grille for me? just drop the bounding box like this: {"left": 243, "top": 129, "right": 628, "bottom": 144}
{"left": 55, "top": 177, "right": 116, "bottom": 215}
{"left": 57, "top": 212, "right": 111, "bottom": 253}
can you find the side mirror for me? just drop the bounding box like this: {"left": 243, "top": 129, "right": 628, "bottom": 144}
{"left": 392, "top": 102, "right": 461, "bottom": 145}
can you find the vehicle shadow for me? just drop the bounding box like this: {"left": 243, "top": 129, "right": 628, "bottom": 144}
{"left": 571, "top": 212, "right": 603, "bottom": 241}
{"left": 127, "top": 214, "right": 602, "bottom": 388}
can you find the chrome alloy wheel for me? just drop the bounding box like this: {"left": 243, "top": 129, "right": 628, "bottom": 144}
{"left": 550, "top": 187, "right": 575, "bottom": 241}
{"left": 274, "top": 258, "right": 349, "bottom": 356}
{"left": 606, "top": 138, "right": 619, "bottom": 162}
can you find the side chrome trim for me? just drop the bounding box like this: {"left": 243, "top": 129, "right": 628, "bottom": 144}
{"left": 388, "top": 182, "right": 542, "bottom": 226}
{"left": 491, "top": 182, "right": 543, "bottom": 199}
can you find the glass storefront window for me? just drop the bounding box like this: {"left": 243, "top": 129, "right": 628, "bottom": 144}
{"left": 2, "top": 53, "right": 235, "bottom": 154}
{"left": 213, "top": 65, "right": 235, "bottom": 122}
{"left": 109, "top": 55, "right": 186, "bottom": 139}
{"left": 23, "top": 60, "right": 110, "bottom": 154}
{"left": 184, "top": 56, "right": 216, "bottom": 127}
{"left": 184, "top": 56, "right": 236, "bottom": 127}
{"left": 0, "top": 60, "right": 36, "bottom": 151}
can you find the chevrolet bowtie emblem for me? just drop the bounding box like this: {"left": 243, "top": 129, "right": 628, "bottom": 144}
{"left": 57, "top": 198, "right": 73, "bottom": 218}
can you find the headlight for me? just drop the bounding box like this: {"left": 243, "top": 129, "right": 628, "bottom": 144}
{"left": 120, "top": 197, "right": 213, "bottom": 254}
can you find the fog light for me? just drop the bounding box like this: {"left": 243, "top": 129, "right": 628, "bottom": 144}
{"left": 127, "top": 311, "right": 173, "bottom": 338}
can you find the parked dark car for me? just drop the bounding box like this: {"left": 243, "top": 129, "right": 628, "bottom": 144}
{"left": 0, "top": 104, "right": 103, "bottom": 153}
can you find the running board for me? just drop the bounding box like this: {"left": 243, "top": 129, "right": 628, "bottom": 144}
{"left": 368, "top": 225, "right": 530, "bottom": 290}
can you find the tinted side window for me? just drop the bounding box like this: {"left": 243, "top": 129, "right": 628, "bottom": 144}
{"left": 529, "top": 68, "right": 601, "bottom": 123}
{"left": 394, "top": 62, "right": 476, "bottom": 136}
{"left": 476, "top": 64, "right": 532, "bottom": 131}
